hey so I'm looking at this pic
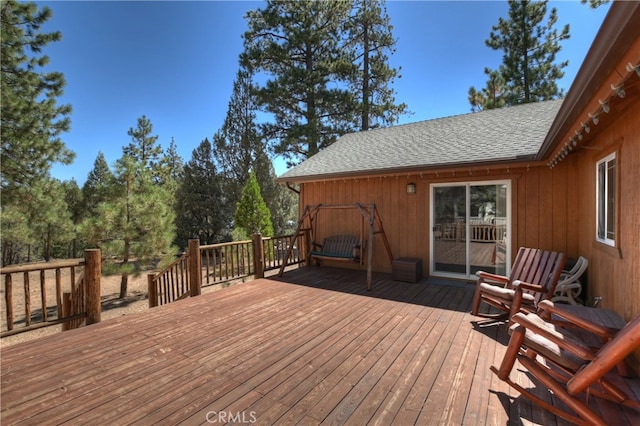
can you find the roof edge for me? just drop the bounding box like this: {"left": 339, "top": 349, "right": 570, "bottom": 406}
{"left": 538, "top": 1, "right": 640, "bottom": 159}
{"left": 277, "top": 157, "right": 544, "bottom": 184}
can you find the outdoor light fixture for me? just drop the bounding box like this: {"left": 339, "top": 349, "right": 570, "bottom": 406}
{"left": 599, "top": 99, "right": 610, "bottom": 113}
{"left": 589, "top": 112, "right": 599, "bottom": 125}
{"left": 627, "top": 62, "right": 640, "bottom": 77}
{"left": 406, "top": 183, "right": 417, "bottom": 194}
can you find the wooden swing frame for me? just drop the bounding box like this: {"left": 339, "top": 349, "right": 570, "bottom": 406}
{"left": 278, "top": 203, "right": 394, "bottom": 290}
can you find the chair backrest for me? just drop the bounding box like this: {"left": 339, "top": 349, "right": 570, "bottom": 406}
{"left": 568, "top": 313, "right": 640, "bottom": 394}
{"left": 321, "top": 235, "right": 359, "bottom": 256}
{"left": 557, "top": 256, "right": 588, "bottom": 287}
{"left": 509, "top": 247, "right": 567, "bottom": 303}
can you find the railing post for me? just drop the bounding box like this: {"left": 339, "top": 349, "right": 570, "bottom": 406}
{"left": 252, "top": 233, "right": 264, "bottom": 278}
{"left": 188, "top": 239, "right": 201, "bottom": 297}
{"left": 304, "top": 229, "right": 311, "bottom": 266}
{"left": 62, "top": 292, "right": 71, "bottom": 331}
{"left": 85, "top": 249, "right": 101, "bottom": 325}
{"left": 148, "top": 273, "right": 158, "bottom": 308}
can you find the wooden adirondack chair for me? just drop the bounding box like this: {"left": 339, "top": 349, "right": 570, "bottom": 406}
{"left": 491, "top": 302, "right": 640, "bottom": 426}
{"left": 471, "top": 247, "right": 567, "bottom": 324}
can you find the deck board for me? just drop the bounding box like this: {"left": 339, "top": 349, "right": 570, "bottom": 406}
{"left": 2, "top": 266, "right": 638, "bottom": 425}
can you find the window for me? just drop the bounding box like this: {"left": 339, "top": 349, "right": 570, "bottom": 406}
{"left": 596, "top": 152, "right": 616, "bottom": 246}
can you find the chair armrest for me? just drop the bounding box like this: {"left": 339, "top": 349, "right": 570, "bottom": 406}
{"left": 537, "top": 300, "right": 617, "bottom": 339}
{"left": 476, "top": 271, "right": 510, "bottom": 285}
{"left": 312, "top": 241, "right": 323, "bottom": 250}
{"left": 511, "top": 312, "right": 595, "bottom": 360}
{"left": 512, "top": 280, "right": 545, "bottom": 293}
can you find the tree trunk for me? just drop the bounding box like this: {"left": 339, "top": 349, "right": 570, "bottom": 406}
{"left": 119, "top": 270, "right": 129, "bottom": 299}
{"left": 362, "top": 20, "right": 370, "bottom": 131}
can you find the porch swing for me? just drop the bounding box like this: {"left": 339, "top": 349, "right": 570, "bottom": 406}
{"left": 278, "top": 203, "right": 394, "bottom": 290}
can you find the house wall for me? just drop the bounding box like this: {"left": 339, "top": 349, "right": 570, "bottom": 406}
{"left": 571, "top": 95, "right": 640, "bottom": 323}
{"left": 298, "top": 96, "right": 639, "bottom": 325}
{"left": 298, "top": 164, "right": 578, "bottom": 276}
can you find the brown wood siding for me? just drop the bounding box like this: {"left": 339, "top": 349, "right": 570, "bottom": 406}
{"left": 296, "top": 94, "right": 638, "bottom": 331}
{"left": 299, "top": 167, "right": 571, "bottom": 278}
{"left": 570, "top": 96, "right": 640, "bottom": 323}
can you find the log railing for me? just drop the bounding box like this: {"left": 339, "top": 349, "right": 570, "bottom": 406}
{"left": 1, "top": 249, "right": 101, "bottom": 337}
{"left": 201, "top": 240, "right": 254, "bottom": 286}
{"left": 148, "top": 235, "right": 304, "bottom": 308}
{"left": 264, "top": 235, "right": 303, "bottom": 272}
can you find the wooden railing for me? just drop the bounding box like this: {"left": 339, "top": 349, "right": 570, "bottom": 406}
{"left": 147, "top": 252, "right": 191, "bottom": 308}
{"left": 264, "top": 235, "right": 303, "bottom": 272}
{"left": 434, "top": 221, "right": 507, "bottom": 243}
{"left": 1, "top": 249, "right": 102, "bottom": 337}
{"left": 201, "top": 240, "right": 254, "bottom": 286}
{"left": 148, "top": 234, "right": 304, "bottom": 308}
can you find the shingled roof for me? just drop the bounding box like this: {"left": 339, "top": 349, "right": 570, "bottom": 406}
{"left": 279, "top": 99, "right": 563, "bottom": 182}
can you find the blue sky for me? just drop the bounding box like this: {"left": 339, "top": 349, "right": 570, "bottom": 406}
{"left": 38, "top": 1, "right": 611, "bottom": 186}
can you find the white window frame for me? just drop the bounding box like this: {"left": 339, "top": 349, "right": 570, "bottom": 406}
{"left": 595, "top": 152, "right": 617, "bottom": 247}
{"left": 429, "top": 180, "right": 511, "bottom": 279}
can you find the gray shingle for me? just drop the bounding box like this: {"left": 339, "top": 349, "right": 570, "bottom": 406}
{"left": 279, "top": 99, "right": 563, "bottom": 181}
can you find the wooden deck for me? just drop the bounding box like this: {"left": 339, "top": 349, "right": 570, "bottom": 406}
{"left": 2, "top": 266, "right": 638, "bottom": 425}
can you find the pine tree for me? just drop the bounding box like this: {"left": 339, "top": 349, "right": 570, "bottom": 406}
{"left": 82, "top": 152, "right": 114, "bottom": 217}
{"left": 1, "top": 178, "right": 74, "bottom": 264}
{"left": 30, "top": 179, "right": 75, "bottom": 261}
{"left": 61, "top": 179, "right": 84, "bottom": 258}
{"left": 346, "top": 0, "right": 407, "bottom": 130}
{"left": 468, "top": 68, "right": 507, "bottom": 112}
{"left": 82, "top": 156, "right": 176, "bottom": 298}
{"left": 213, "top": 68, "right": 262, "bottom": 205}
{"left": 213, "top": 68, "right": 298, "bottom": 237}
{"left": 468, "top": 0, "right": 569, "bottom": 109}
{"left": 1, "top": 1, "right": 73, "bottom": 204}
{"left": 175, "top": 139, "right": 230, "bottom": 249}
{"left": 123, "top": 115, "right": 163, "bottom": 179}
{"left": 241, "top": 0, "right": 354, "bottom": 166}
{"left": 234, "top": 173, "right": 274, "bottom": 238}
{"left": 161, "top": 137, "right": 184, "bottom": 184}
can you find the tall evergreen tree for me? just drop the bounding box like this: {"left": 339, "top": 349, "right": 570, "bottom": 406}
{"left": 82, "top": 156, "right": 176, "bottom": 298}
{"left": 1, "top": 177, "right": 74, "bottom": 264}
{"left": 82, "top": 152, "right": 114, "bottom": 217}
{"left": 241, "top": 0, "right": 354, "bottom": 166}
{"left": 123, "top": 115, "right": 163, "bottom": 178}
{"left": 468, "top": 0, "right": 569, "bottom": 109}
{"left": 213, "top": 68, "right": 262, "bottom": 204}
{"left": 175, "top": 139, "right": 230, "bottom": 248}
{"left": 346, "top": 0, "right": 407, "bottom": 130}
{"left": 213, "top": 68, "right": 298, "bottom": 237}
{"left": 1, "top": 0, "right": 73, "bottom": 204}
{"left": 30, "top": 179, "right": 75, "bottom": 261}
{"left": 1, "top": 202, "right": 31, "bottom": 265}
{"left": 468, "top": 68, "right": 507, "bottom": 112}
{"left": 61, "top": 179, "right": 84, "bottom": 258}
{"left": 161, "top": 137, "right": 184, "bottom": 184}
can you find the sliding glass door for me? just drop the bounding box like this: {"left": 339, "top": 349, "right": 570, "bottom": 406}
{"left": 431, "top": 181, "right": 510, "bottom": 279}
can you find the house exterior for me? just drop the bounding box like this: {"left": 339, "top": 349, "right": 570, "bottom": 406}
{"left": 278, "top": 2, "right": 640, "bottom": 324}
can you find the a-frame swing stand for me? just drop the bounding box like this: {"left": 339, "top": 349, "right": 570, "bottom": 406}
{"left": 279, "top": 203, "right": 394, "bottom": 291}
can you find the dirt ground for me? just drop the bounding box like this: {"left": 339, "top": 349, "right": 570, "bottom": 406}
{"left": 1, "top": 261, "right": 291, "bottom": 348}
{"left": 1, "top": 270, "right": 153, "bottom": 347}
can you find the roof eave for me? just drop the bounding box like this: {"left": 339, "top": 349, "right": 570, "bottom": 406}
{"left": 277, "top": 156, "right": 540, "bottom": 184}
{"left": 537, "top": 1, "right": 640, "bottom": 160}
